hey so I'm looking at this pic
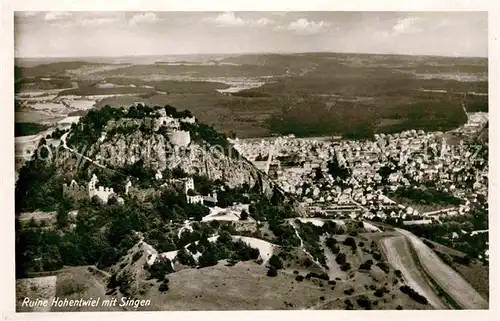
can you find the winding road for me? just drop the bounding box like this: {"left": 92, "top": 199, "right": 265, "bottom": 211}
{"left": 380, "top": 227, "right": 488, "bottom": 309}
{"left": 395, "top": 227, "right": 488, "bottom": 309}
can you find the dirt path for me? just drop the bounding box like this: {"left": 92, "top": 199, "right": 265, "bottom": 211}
{"left": 289, "top": 221, "right": 327, "bottom": 273}
{"left": 396, "top": 228, "right": 488, "bottom": 309}
{"left": 60, "top": 132, "right": 122, "bottom": 174}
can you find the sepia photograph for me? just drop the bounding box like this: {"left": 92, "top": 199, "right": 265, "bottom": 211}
{"left": 10, "top": 8, "right": 493, "bottom": 315}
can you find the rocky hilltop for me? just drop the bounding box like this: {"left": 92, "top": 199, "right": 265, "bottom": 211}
{"left": 55, "top": 104, "right": 276, "bottom": 196}
{"left": 93, "top": 130, "right": 263, "bottom": 190}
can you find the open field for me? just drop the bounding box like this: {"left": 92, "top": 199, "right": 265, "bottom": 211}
{"left": 18, "top": 211, "right": 57, "bottom": 226}
{"left": 51, "top": 266, "right": 124, "bottom": 312}
{"left": 16, "top": 276, "right": 57, "bottom": 312}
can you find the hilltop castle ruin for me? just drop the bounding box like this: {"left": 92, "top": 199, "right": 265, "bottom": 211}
{"left": 63, "top": 173, "right": 117, "bottom": 204}
{"left": 184, "top": 177, "right": 218, "bottom": 205}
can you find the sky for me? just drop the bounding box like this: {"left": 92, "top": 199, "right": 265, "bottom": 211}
{"left": 14, "top": 11, "right": 488, "bottom": 58}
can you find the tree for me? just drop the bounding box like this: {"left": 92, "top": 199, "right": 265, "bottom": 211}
{"left": 343, "top": 237, "right": 357, "bottom": 249}
{"left": 198, "top": 246, "right": 218, "bottom": 268}
{"left": 56, "top": 205, "right": 69, "bottom": 229}
{"left": 176, "top": 248, "right": 196, "bottom": 267}
{"left": 218, "top": 230, "right": 232, "bottom": 244}
{"left": 240, "top": 210, "right": 249, "bottom": 221}
{"left": 164, "top": 105, "right": 177, "bottom": 116}
{"left": 159, "top": 239, "right": 177, "bottom": 252}
{"left": 269, "top": 255, "right": 283, "bottom": 270}
{"left": 325, "top": 237, "right": 337, "bottom": 248}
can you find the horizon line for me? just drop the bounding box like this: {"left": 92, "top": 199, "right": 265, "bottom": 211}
{"left": 14, "top": 50, "right": 488, "bottom": 60}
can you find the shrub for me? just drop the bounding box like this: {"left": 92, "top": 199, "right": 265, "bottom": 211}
{"left": 343, "top": 237, "right": 356, "bottom": 247}
{"left": 107, "top": 273, "right": 119, "bottom": 289}
{"left": 376, "top": 262, "right": 390, "bottom": 274}
{"left": 159, "top": 279, "right": 169, "bottom": 292}
{"left": 116, "top": 270, "right": 133, "bottom": 296}
{"left": 423, "top": 239, "right": 435, "bottom": 248}
{"left": 359, "top": 260, "right": 374, "bottom": 270}
{"left": 344, "top": 288, "right": 355, "bottom": 295}
{"left": 295, "top": 275, "right": 304, "bottom": 282}
{"left": 340, "top": 263, "right": 351, "bottom": 271}
{"left": 330, "top": 244, "right": 340, "bottom": 254}
{"left": 60, "top": 280, "right": 87, "bottom": 296}
{"left": 357, "top": 296, "right": 372, "bottom": 310}
{"left": 148, "top": 257, "right": 174, "bottom": 280}
{"left": 454, "top": 255, "right": 471, "bottom": 265}
{"left": 305, "top": 272, "right": 329, "bottom": 281}
{"left": 267, "top": 267, "right": 278, "bottom": 277}
{"left": 335, "top": 252, "right": 347, "bottom": 265}
{"left": 132, "top": 250, "right": 143, "bottom": 263}
{"left": 399, "top": 285, "right": 428, "bottom": 305}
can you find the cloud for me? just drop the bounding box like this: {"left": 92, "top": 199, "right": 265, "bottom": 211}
{"left": 44, "top": 13, "right": 120, "bottom": 28}
{"left": 253, "top": 17, "right": 273, "bottom": 27}
{"left": 79, "top": 17, "right": 119, "bottom": 26}
{"left": 375, "top": 16, "right": 425, "bottom": 39}
{"left": 44, "top": 11, "right": 72, "bottom": 21}
{"left": 212, "top": 12, "right": 246, "bottom": 26}
{"left": 205, "top": 12, "right": 273, "bottom": 28}
{"left": 17, "top": 11, "right": 39, "bottom": 17}
{"left": 284, "top": 18, "right": 329, "bottom": 35}
{"left": 129, "top": 12, "right": 159, "bottom": 26}
{"left": 391, "top": 17, "right": 422, "bottom": 35}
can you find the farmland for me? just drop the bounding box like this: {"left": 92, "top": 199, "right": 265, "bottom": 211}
{"left": 15, "top": 52, "right": 488, "bottom": 139}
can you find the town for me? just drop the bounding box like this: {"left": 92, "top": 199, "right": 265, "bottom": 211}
{"left": 231, "top": 110, "right": 489, "bottom": 260}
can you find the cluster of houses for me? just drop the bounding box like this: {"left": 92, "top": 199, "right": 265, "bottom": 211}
{"left": 233, "top": 124, "right": 488, "bottom": 224}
